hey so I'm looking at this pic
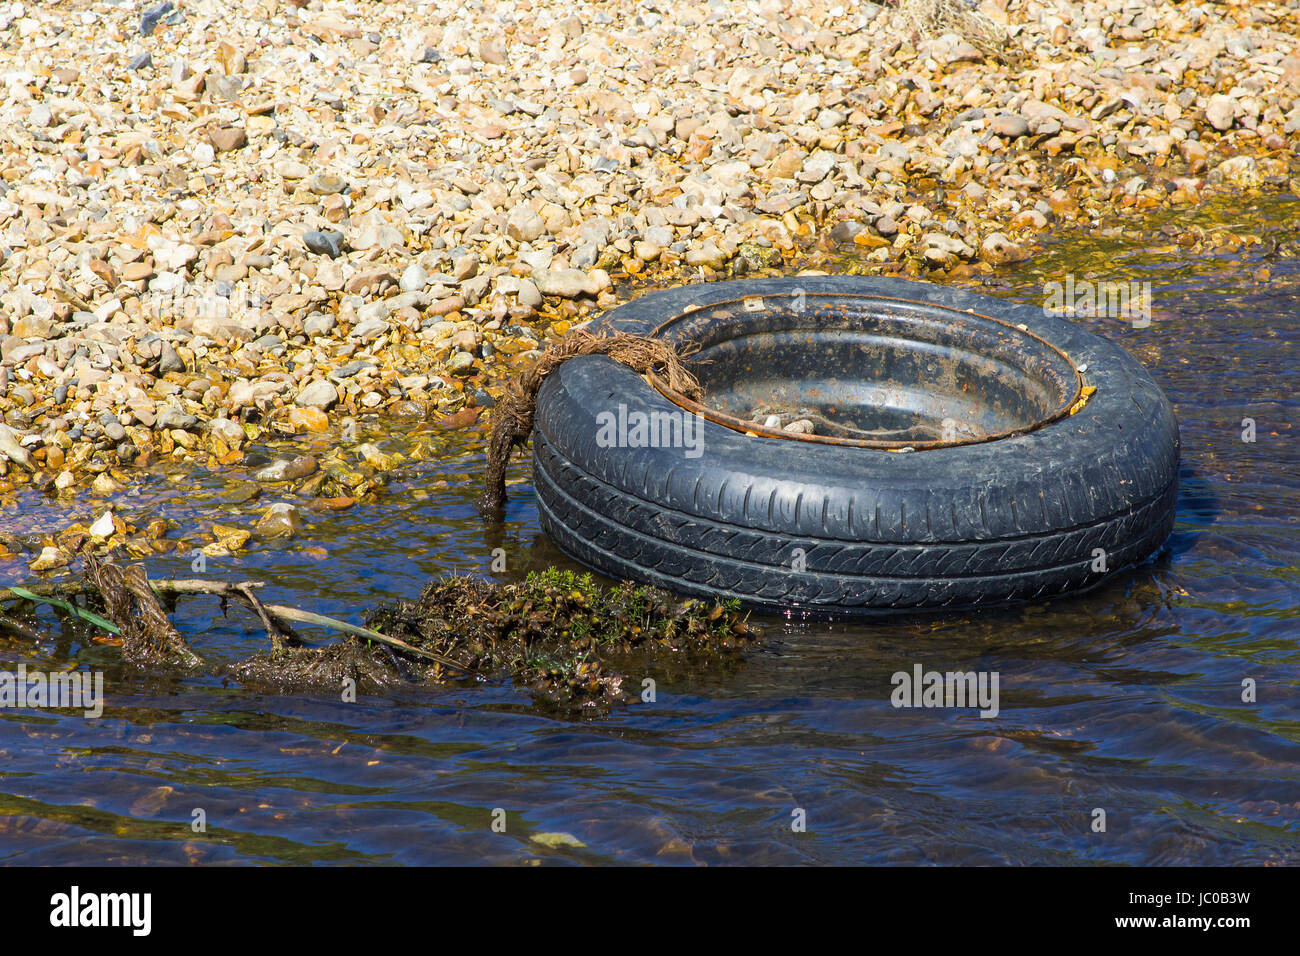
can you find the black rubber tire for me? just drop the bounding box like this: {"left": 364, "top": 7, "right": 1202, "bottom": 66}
{"left": 533, "top": 276, "right": 1180, "bottom": 615}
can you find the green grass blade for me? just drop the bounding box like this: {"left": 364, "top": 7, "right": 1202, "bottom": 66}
{"left": 7, "top": 587, "right": 122, "bottom": 635}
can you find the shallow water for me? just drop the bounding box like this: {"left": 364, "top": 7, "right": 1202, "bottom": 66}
{"left": 1, "top": 195, "right": 1297, "bottom": 865}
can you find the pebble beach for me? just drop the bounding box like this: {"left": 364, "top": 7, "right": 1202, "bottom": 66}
{"left": 1, "top": 0, "right": 1297, "bottom": 570}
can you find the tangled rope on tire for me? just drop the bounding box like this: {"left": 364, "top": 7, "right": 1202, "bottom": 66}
{"left": 481, "top": 329, "right": 702, "bottom": 512}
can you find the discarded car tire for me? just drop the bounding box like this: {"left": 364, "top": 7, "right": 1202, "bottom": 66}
{"left": 532, "top": 276, "right": 1180, "bottom": 614}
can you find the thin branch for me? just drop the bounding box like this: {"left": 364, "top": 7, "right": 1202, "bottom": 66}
{"left": 235, "top": 583, "right": 299, "bottom": 652}
{"left": 255, "top": 602, "right": 469, "bottom": 673}
{"left": 1, "top": 579, "right": 264, "bottom": 601}
{"left": 2, "top": 577, "right": 472, "bottom": 674}
{"left": 0, "top": 613, "right": 50, "bottom": 643}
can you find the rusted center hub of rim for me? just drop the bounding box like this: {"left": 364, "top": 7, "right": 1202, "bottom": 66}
{"left": 646, "top": 293, "right": 1083, "bottom": 450}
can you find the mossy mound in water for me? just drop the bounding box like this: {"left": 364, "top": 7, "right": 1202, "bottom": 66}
{"left": 226, "top": 638, "right": 414, "bottom": 694}
{"left": 236, "top": 569, "right": 757, "bottom": 713}
{"left": 6, "top": 563, "right": 757, "bottom": 714}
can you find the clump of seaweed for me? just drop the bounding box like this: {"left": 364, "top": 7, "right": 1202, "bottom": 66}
{"left": 366, "top": 569, "right": 755, "bottom": 711}
{"left": 83, "top": 555, "right": 204, "bottom": 669}
{"left": 2, "top": 562, "right": 757, "bottom": 715}
{"left": 227, "top": 638, "right": 418, "bottom": 695}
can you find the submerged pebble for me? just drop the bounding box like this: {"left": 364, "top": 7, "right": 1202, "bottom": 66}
{"left": 254, "top": 455, "right": 319, "bottom": 483}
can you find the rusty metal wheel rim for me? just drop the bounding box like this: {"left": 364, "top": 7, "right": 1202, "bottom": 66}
{"left": 645, "top": 292, "right": 1084, "bottom": 451}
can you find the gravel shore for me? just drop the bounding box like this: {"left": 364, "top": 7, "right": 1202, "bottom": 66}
{"left": 1, "top": 0, "right": 1298, "bottom": 563}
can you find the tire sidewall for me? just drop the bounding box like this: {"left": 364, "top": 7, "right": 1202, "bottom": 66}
{"left": 537, "top": 276, "right": 1179, "bottom": 544}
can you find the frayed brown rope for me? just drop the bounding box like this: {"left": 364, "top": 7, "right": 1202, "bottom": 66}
{"left": 481, "top": 329, "right": 702, "bottom": 512}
